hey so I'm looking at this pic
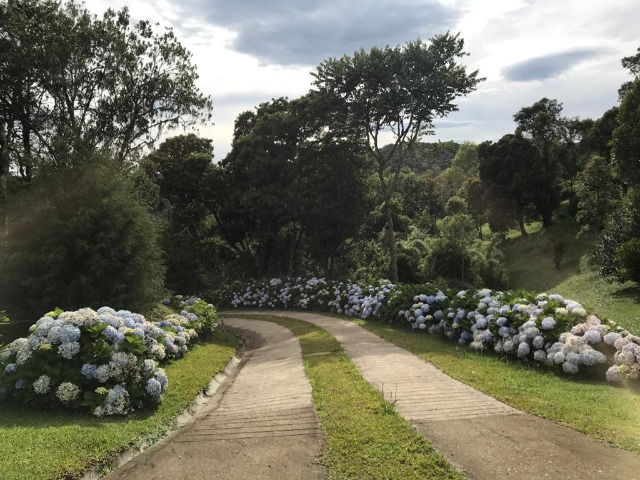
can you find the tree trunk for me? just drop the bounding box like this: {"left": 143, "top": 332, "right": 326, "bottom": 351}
{"left": 385, "top": 200, "right": 398, "bottom": 283}
{"left": 22, "top": 119, "right": 32, "bottom": 181}
{"left": 261, "top": 235, "right": 272, "bottom": 277}
{"left": 0, "top": 121, "right": 9, "bottom": 241}
{"left": 518, "top": 215, "right": 528, "bottom": 238}
{"left": 287, "top": 225, "right": 304, "bottom": 276}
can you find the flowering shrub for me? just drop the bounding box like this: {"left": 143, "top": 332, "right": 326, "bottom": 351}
{"left": 0, "top": 299, "right": 218, "bottom": 416}
{"left": 231, "top": 277, "right": 637, "bottom": 387}
{"left": 231, "top": 276, "right": 397, "bottom": 316}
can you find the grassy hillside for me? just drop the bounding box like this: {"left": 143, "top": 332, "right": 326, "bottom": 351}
{"left": 500, "top": 214, "right": 640, "bottom": 335}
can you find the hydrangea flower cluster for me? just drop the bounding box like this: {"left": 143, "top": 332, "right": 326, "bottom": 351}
{"left": 0, "top": 299, "right": 218, "bottom": 416}
{"left": 605, "top": 334, "right": 640, "bottom": 382}
{"left": 231, "top": 277, "right": 637, "bottom": 387}
{"left": 231, "top": 276, "right": 397, "bottom": 319}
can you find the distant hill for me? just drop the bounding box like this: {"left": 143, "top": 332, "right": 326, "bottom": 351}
{"left": 380, "top": 141, "right": 460, "bottom": 173}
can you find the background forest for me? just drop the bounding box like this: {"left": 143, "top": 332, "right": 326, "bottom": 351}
{"left": 1, "top": 0, "right": 640, "bottom": 331}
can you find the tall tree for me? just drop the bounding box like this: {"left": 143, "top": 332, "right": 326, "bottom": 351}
{"left": 478, "top": 134, "right": 542, "bottom": 236}
{"left": 0, "top": 0, "right": 212, "bottom": 170}
{"left": 312, "top": 33, "right": 482, "bottom": 282}
{"left": 612, "top": 79, "right": 640, "bottom": 186}
{"left": 513, "top": 98, "right": 564, "bottom": 226}
{"left": 451, "top": 141, "right": 479, "bottom": 176}
{"left": 576, "top": 154, "right": 621, "bottom": 231}
{"left": 619, "top": 47, "right": 640, "bottom": 99}
{"left": 142, "top": 134, "right": 232, "bottom": 293}
{"left": 222, "top": 95, "right": 370, "bottom": 277}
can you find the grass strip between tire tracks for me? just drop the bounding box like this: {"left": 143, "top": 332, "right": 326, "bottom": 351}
{"left": 236, "top": 314, "right": 466, "bottom": 480}
{"left": 0, "top": 330, "right": 237, "bottom": 480}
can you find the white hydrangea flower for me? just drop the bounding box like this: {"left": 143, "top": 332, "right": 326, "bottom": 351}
{"left": 16, "top": 349, "right": 32, "bottom": 366}
{"left": 563, "top": 362, "right": 579, "bottom": 374}
{"left": 95, "top": 365, "right": 112, "bottom": 383}
{"left": 56, "top": 382, "right": 80, "bottom": 403}
{"left": 58, "top": 342, "right": 80, "bottom": 359}
{"left": 572, "top": 307, "right": 588, "bottom": 317}
{"left": 33, "top": 375, "right": 52, "bottom": 394}
{"left": 583, "top": 330, "right": 601, "bottom": 345}
{"left": 517, "top": 342, "right": 530, "bottom": 358}
{"left": 604, "top": 332, "right": 621, "bottom": 346}
{"left": 533, "top": 350, "right": 547, "bottom": 362}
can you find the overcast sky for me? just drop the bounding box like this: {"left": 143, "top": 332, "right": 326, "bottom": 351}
{"left": 90, "top": 0, "right": 639, "bottom": 161}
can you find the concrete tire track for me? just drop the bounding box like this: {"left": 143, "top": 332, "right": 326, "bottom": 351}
{"left": 104, "top": 318, "right": 325, "bottom": 480}
{"left": 234, "top": 310, "right": 640, "bottom": 480}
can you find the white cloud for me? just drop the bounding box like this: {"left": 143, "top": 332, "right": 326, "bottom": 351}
{"left": 84, "top": 0, "right": 638, "bottom": 157}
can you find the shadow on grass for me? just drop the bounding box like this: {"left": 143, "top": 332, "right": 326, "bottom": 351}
{"left": 612, "top": 285, "right": 640, "bottom": 304}
{"left": 500, "top": 217, "right": 596, "bottom": 293}
{"left": 0, "top": 397, "right": 160, "bottom": 430}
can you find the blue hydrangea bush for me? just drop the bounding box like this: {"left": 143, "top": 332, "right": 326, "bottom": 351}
{"left": 0, "top": 298, "right": 217, "bottom": 416}
{"left": 231, "top": 277, "right": 639, "bottom": 387}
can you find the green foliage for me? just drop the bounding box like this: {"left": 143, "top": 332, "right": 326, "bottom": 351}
{"left": 462, "top": 177, "right": 489, "bottom": 237}
{"left": 382, "top": 141, "right": 460, "bottom": 173}
{"left": 313, "top": 33, "right": 482, "bottom": 282}
{"left": 424, "top": 213, "right": 507, "bottom": 288}
{"left": 395, "top": 170, "right": 442, "bottom": 233}
{"left": 220, "top": 95, "right": 371, "bottom": 279}
{"left": 469, "top": 236, "right": 509, "bottom": 289}
{"left": 435, "top": 165, "right": 466, "bottom": 208}
{"left": 513, "top": 98, "right": 568, "bottom": 225}
{"left": 445, "top": 195, "right": 466, "bottom": 216}
{"left": 450, "top": 141, "right": 479, "bottom": 176}
{"left": 479, "top": 133, "right": 546, "bottom": 234}
{"left": 426, "top": 214, "right": 476, "bottom": 286}
{"left": 0, "top": 155, "right": 165, "bottom": 319}
{"left": 576, "top": 154, "right": 621, "bottom": 231}
{"left": 183, "top": 299, "right": 218, "bottom": 341}
{"left": 614, "top": 238, "right": 640, "bottom": 283}
{"left": 0, "top": 0, "right": 212, "bottom": 171}
{"left": 596, "top": 189, "right": 640, "bottom": 281}
{"left": 143, "top": 134, "right": 223, "bottom": 294}
{"left": 613, "top": 78, "right": 640, "bottom": 185}
{"left": 619, "top": 46, "right": 640, "bottom": 98}
{"left": 396, "top": 227, "right": 431, "bottom": 284}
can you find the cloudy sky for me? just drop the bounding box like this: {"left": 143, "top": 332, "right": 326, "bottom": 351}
{"left": 90, "top": 0, "right": 639, "bottom": 160}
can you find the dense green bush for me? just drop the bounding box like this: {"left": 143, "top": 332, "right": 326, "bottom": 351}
{"left": 424, "top": 214, "right": 508, "bottom": 289}
{"left": 0, "top": 156, "right": 165, "bottom": 320}
{"left": 596, "top": 189, "right": 640, "bottom": 283}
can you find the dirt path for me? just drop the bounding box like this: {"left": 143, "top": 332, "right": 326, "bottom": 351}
{"left": 233, "top": 310, "right": 640, "bottom": 480}
{"left": 104, "top": 318, "right": 325, "bottom": 480}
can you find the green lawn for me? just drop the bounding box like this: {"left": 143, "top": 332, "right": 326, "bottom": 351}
{"left": 238, "top": 314, "right": 466, "bottom": 480}
{"left": 500, "top": 215, "right": 640, "bottom": 334}
{"left": 0, "top": 331, "right": 237, "bottom": 480}
{"left": 355, "top": 319, "right": 640, "bottom": 453}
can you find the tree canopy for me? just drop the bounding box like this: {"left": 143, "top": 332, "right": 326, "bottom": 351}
{"left": 0, "top": 0, "right": 212, "bottom": 173}
{"left": 312, "top": 32, "right": 482, "bottom": 282}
